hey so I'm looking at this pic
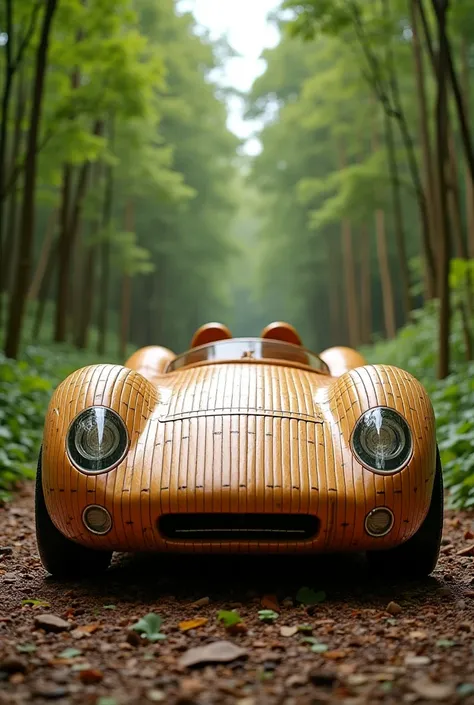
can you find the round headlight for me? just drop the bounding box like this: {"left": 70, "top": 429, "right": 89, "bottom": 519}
{"left": 67, "top": 407, "right": 128, "bottom": 473}
{"left": 351, "top": 407, "right": 412, "bottom": 473}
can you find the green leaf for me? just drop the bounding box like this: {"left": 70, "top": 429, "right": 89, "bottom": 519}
{"left": 131, "top": 613, "right": 166, "bottom": 642}
{"left": 258, "top": 609, "right": 279, "bottom": 622}
{"left": 16, "top": 643, "right": 37, "bottom": 653}
{"left": 58, "top": 647, "right": 82, "bottom": 659}
{"left": 96, "top": 699, "right": 118, "bottom": 705}
{"left": 21, "top": 598, "right": 50, "bottom": 608}
{"left": 217, "top": 610, "right": 242, "bottom": 627}
{"left": 103, "top": 604, "right": 116, "bottom": 610}
{"left": 303, "top": 637, "right": 328, "bottom": 653}
{"left": 296, "top": 587, "right": 326, "bottom": 606}
{"left": 436, "top": 639, "right": 456, "bottom": 648}
{"left": 457, "top": 684, "right": 474, "bottom": 698}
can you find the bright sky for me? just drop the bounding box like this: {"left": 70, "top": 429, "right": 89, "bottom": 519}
{"left": 178, "top": 0, "right": 281, "bottom": 154}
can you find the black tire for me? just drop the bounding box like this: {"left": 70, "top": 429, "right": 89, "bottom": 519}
{"left": 35, "top": 449, "right": 112, "bottom": 578}
{"left": 367, "top": 448, "right": 444, "bottom": 579}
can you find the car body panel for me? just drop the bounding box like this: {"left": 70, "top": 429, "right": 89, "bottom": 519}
{"left": 41, "top": 344, "right": 437, "bottom": 555}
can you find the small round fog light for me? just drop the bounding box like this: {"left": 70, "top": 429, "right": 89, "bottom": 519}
{"left": 365, "top": 507, "right": 394, "bottom": 537}
{"left": 83, "top": 505, "right": 112, "bottom": 535}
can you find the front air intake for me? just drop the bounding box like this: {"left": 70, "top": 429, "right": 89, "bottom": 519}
{"left": 158, "top": 513, "right": 319, "bottom": 541}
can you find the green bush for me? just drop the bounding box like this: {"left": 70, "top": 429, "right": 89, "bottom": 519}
{"left": 363, "top": 299, "right": 474, "bottom": 509}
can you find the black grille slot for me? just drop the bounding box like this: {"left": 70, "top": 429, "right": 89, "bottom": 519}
{"left": 159, "top": 513, "right": 319, "bottom": 541}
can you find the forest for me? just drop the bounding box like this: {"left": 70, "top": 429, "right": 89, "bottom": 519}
{"left": 1, "top": 0, "right": 474, "bottom": 509}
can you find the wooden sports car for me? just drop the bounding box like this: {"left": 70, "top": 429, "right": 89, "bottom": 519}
{"left": 35, "top": 322, "right": 443, "bottom": 579}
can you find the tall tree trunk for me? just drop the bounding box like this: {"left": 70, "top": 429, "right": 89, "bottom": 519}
{"left": 409, "top": 0, "right": 438, "bottom": 297}
{"left": 461, "top": 36, "right": 474, "bottom": 256}
{"left": 359, "top": 223, "right": 372, "bottom": 344}
{"left": 383, "top": 108, "right": 411, "bottom": 320}
{"left": 32, "top": 241, "right": 57, "bottom": 341}
{"left": 0, "top": 0, "right": 15, "bottom": 272}
{"left": 4, "top": 0, "right": 58, "bottom": 359}
{"left": 97, "top": 127, "right": 114, "bottom": 356}
{"left": 433, "top": 0, "right": 451, "bottom": 379}
{"left": 119, "top": 199, "right": 134, "bottom": 359}
{"left": 327, "top": 230, "right": 343, "bottom": 346}
{"left": 54, "top": 153, "right": 94, "bottom": 343}
{"left": 27, "top": 208, "right": 56, "bottom": 300}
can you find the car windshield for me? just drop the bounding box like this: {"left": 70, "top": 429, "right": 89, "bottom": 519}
{"left": 166, "top": 338, "right": 330, "bottom": 373}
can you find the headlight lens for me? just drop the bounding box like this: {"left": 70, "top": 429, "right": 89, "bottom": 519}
{"left": 67, "top": 407, "right": 128, "bottom": 473}
{"left": 352, "top": 407, "right": 412, "bottom": 473}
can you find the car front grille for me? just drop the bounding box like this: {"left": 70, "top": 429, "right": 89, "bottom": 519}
{"left": 158, "top": 513, "right": 319, "bottom": 541}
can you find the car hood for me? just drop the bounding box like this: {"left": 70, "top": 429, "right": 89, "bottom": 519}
{"left": 155, "top": 363, "right": 332, "bottom": 423}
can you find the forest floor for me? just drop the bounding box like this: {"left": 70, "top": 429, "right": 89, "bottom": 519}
{"left": 1, "top": 485, "right": 474, "bottom": 705}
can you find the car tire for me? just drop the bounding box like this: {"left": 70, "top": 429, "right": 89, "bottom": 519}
{"left": 367, "top": 448, "right": 444, "bottom": 580}
{"left": 35, "top": 449, "right": 112, "bottom": 578}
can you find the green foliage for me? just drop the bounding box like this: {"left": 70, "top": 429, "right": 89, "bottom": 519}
{"left": 295, "top": 587, "right": 326, "bottom": 606}
{"left": 258, "top": 610, "right": 279, "bottom": 622}
{"left": 217, "top": 610, "right": 242, "bottom": 628}
{"left": 131, "top": 613, "right": 166, "bottom": 642}
{"left": 363, "top": 267, "right": 474, "bottom": 509}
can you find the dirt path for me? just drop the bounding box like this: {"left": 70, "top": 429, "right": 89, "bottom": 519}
{"left": 1, "top": 484, "right": 474, "bottom": 705}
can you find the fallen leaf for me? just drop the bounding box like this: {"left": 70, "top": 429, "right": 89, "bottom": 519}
{"left": 296, "top": 587, "right": 326, "bottom": 606}
{"left": 79, "top": 668, "right": 103, "bottom": 685}
{"left": 405, "top": 655, "right": 431, "bottom": 667}
{"left": 258, "top": 610, "right": 279, "bottom": 623}
{"left": 217, "top": 611, "right": 242, "bottom": 628}
{"left": 261, "top": 594, "right": 279, "bottom": 611}
{"left": 280, "top": 626, "right": 298, "bottom": 638}
{"left": 179, "top": 618, "right": 208, "bottom": 632}
{"left": 21, "top": 599, "right": 50, "bottom": 609}
{"left": 297, "top": 624, "right": 313, "bottom": 634}
{"left": 190, "top": 596, "right": 210, "bottom": 608}
{"left": 411, "top": 679, "right": 455, "bottom": 700}
{"left": 386, "top": 601, "right": 402, "bottom": 616}
{"left": 132, "top": 613, "right": 166, "bottom": 642}
{"left": 303, "top": 637, "right": 329, "bottom": 653}
{"left": 436, "top": 638, "right": 456, "bottom": 648}
{"left": 58, "top": 648, "right": 82, "bottom": 659}
{"left": 96, "top": 698, "right": 118, "bottom": 705}
{"left": 323, "top": 650, "right": 347, "bottom": 660}
{"left": 179, "top": 640, "right": 247, "bottom": 668}
{"left": 16, "top": 644, "right": 37, "bottom": 654}
{"left": 103, "top": 605, "right": 116, "bottom": 610}
{"left": 457, "top": 544, "right": 474, "bottom": 557}
{"left": 464, "top": 531, "right": 474, "bottom": 540}
{"left": 71, "top": 624, "right": 100, "bottom": 639}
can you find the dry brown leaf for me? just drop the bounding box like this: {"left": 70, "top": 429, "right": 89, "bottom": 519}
{"left": 71, "top": 624, "right": 100, "bottom": 639}
{"left": 179, "top": 618, "right": 208, "bottom": 632}
{"left": 323, "top": 650, "right": 347, "bottom": 660}
{"left": 464, "top": 530, "right": 474, "bottom": 540}
{"left": 78, "top": 668, "right": 103, "bottom": 685}
{"left": 179, "top": 640, "right": 247, "bottom": 668}
{"left": 261, "top": 594, "right": 279, "bottom": 612}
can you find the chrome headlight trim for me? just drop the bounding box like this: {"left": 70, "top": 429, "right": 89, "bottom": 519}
{"left": 66, "top": 406, "right": 129, "bottom": 474}
{"left": 351, "top": 406, "right": 413, "bottom": 475}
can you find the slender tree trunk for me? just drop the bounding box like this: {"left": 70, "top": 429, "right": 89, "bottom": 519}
{"left": 327, "top": 230, "right": 342, "bottom": 345}
{"left": 461, "top": 36, "right": 474, "bottom": 256}
{"left": 409, "top": 0, "right": 438, "bottom": 297}
{"left": 97, "top": 126, "right": 114, "bottom": 356}
{"left": 33, "top": 241, "right": 57, "bottom": 341}
{"left": 119, "top": 199, "right": 134, "bottom": 359}
{"left": 0, "top": 0, "right": 15, "bottom": 271}
{"left": 27, "top": 208, "right": 56, "bottom": 300}
{"left": 76, "top": 246, "right": 96, "bottom": 349}
{"left": 383, "top": 108, "right": 411, "bottom": 320}
{"left": 4, "top": 0, "right": 58, "bottom": 359}
{"left": 433, "top": 0, "right": 451, "bottom": 379}
{"left": 359, "top": 223, "right": 372, "bottom": 344}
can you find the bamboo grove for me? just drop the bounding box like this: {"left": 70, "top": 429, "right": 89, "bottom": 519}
{"left": 247, "top": 0, "right": 474, "bottom": 379}
{"left": 0, "top": 0, "right": 237, "bottom": 360}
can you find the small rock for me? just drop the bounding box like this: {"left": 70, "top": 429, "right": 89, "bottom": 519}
{"left": 347, "top": 674, "right": 369, "bottom": 686}
{"left": 0, "top": 547, "right": 13, "bottom": 555}
{"left": 34, "top": 614, "right": 72, "bottom": 633}
{"left": 286, "top": 673, "right": 307, "bottom": 688}
{"left": 179, "top": 640, "right": 247, "bottom": 668}
{"left": 411, "top": 678, "right": 455, "bottom": 700}
{"left": 438, "top": 587, "right": 452, "bottom": 597}
{"left": 308, "top": 670, "right": 338, "bottom": 687}
{"left": 386, "top": 601, "right": 402, "bottom": 616}
{"left": 280, "top": 626, "right": 298, "bottom": 638}
{"left": 261, "top": 594, "right": 279, "bottom": 611}
{"left": 0, "top": 657, "right": 27, "bottom": 674}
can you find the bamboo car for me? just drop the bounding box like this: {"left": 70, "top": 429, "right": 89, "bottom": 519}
{"left": 36, "top": 322, "right": 443, "bottom": 578}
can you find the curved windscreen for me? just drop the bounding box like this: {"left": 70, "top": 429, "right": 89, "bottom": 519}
{"left": 166, "top": 338, "right": 330, "bottom": 374}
